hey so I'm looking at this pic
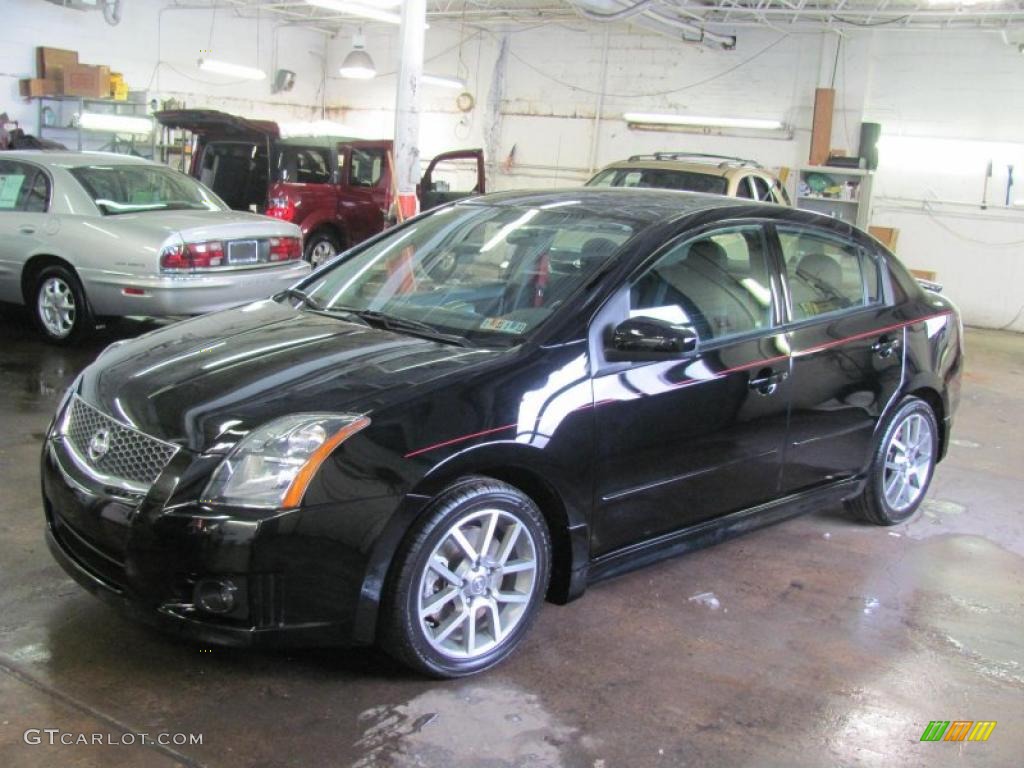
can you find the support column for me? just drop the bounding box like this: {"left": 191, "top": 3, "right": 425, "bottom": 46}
{"left": 394, "top": 0, "right": 426, "bottom": 220}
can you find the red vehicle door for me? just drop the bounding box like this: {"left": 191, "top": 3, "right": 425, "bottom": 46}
{"left": 419, "top": 149, "right": 486, "bottom": 211}
{"left": 338, "top": 140, "right": 392, "bottom": 246}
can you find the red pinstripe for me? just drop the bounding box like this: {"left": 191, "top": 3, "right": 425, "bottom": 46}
{"left": 401, "top": 310, "right": 954, "bottom": 459}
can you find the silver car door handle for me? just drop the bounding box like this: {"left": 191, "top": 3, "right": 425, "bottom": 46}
{"left": 19, "top": 225, "right": 37, "bottom": 234}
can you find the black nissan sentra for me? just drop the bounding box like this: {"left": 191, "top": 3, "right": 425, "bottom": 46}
{"left": 42, "top": 189, "right": 962, "bottom": 677}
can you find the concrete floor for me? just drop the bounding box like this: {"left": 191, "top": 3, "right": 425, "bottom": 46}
{"left": 1, "top": 310, "right": 1022, "bottom": 768}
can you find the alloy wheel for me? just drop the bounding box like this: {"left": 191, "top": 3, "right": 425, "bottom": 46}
{"left": 37, "top": 277, "right": 77, "bottom": 339}
{"left": 417, "top": 508, "right": 539, "bottom": 661}
{"left": 310, "top": 240, "right": 336, "bottom": 268}
{"left": 882, "top": 412, "right": 934, "bottom": 512}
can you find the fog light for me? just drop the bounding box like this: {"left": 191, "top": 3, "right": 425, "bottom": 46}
{"left": 194, "top": 578, "right": 238, "bottom": 614}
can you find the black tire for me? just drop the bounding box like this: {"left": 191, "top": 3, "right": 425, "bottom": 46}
{"left": 380, "top": 477, "right": 551, "bottom": 678}
{"left": 31, "top": 265, "right": 95, "bottom": 345}
{"left": 846, "top": 396, "right": 939, "bottom": 525}
{"left": 303, "top": 230, "right": 342, "bottom": 268}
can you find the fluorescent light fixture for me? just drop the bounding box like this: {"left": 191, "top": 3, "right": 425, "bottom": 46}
{"left": 421, "top": 74, "right": 466, "bottom": 90}
{"left": 78, "top": 113, "right": 153, "bottom": 135}
{"left": 197, "top": 58, "right": 266, "bottom": 80}
{"left": 623, "top": 113, "right": 784, "bottom": 131}
{"left": 306, "top": 0, "right": 402, "bottom": 25}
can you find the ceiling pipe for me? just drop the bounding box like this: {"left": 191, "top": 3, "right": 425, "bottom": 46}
{"left": 103, "top": 0, "right": 122, "bottom": 26}
{"left": 570, "top": 0, "right": 662, "bottom": 22}
{"left": 570, "top": 0, "right": 735, "bottom": 49}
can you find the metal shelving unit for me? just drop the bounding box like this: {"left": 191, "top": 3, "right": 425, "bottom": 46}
{"left": 796, "top": 165, "right": 873, "bottom": 229}
{"left": 37, "top": 95, "right": 155, "bottom": 157}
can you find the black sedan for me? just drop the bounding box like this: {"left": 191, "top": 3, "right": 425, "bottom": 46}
{"left": 41, "top": 189, "right": 962, "bottom": 677}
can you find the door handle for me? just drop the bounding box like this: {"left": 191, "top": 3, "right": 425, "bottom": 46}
{"left": 872, "top": 335, "right": 901, "bottom": 358}
{"left": 749, "top": 368, "right": 788, "bottom": 396}
{"left": 19, "top": 225, "right": 37, "bottom": 235}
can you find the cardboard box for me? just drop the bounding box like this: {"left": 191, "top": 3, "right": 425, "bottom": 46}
{"left": 113, "top": 82, "right": 129, "bottom": 101}
{"left": 62, "top": 64, "right": 107, "bottom": 98}
{"left": 19, "top": 78, "right": 61, "bottom": 98}
{"left": 36, "top": 47, "right": 79, "bottom": 80}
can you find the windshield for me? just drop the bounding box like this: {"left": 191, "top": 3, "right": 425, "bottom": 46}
{"left": 587, "top": 167, "right": 728, "bottom": 195}
{"left": 298, "top": 202, "right": 636, "bottom": 346}
{"left": 70, "top": 164, "right": 226, "bottom": 215}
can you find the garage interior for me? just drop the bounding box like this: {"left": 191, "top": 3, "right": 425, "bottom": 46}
{"left": 2, "top": 0, "right": 1023, "bottom": 766}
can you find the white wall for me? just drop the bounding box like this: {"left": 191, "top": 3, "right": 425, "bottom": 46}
{"left": 329, "top": 21, "right": 1021, "bottom": 331}
{"left": 1, "top": 0, "right": 330, "bottom": 130}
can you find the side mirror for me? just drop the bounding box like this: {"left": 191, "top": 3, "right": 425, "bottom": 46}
{"left": 606, "top": 316, "right": 698, "bottom": 362}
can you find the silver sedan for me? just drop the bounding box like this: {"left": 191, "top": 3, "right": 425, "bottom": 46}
{"left": 0, "top": 150, "right": 309, "bottom": 343}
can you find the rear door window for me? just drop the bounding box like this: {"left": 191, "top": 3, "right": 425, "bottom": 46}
{"left": 0, "top": 162, "right": 28, "bottom": 210}
{"left": 276, "top": 146, "right": 332, "bottom": 184}
{"left": 349, "top": 148, "right": 385, "bottom": 187}
{"left": 778, "top": 228, "right": 881, "bottom": 320}
{"left": 0, "top": 161, "right": 49, "bottom": 212}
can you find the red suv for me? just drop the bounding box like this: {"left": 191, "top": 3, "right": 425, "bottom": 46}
{"left": 156, "top": 110, "right": 485, "bottom": 265}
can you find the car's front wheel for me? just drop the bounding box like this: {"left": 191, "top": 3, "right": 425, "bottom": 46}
{"left": 847, "top": 396, "right": 939, "bottom": 525}
{"left": 33, "top": 265, "right": 95, "bottom": 344}
{"left": 381, "top": 477, "right": 551, "bottom": 677}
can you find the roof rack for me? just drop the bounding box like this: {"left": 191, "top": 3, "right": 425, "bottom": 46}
{"left": 626, "top": 152, "right": 763, "bottom": 169}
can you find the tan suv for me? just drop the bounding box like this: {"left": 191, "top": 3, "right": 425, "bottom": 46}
{"left": 586, "top": 153, "right": 791, "bottom": 205}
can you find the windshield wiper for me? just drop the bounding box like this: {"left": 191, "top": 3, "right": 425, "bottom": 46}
{"left": 323, "top": 307, "right": 472, "bottom": 347}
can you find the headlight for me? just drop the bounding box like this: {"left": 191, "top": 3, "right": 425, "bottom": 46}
{"left": 201, "top": 413, "right": 370, "bottom": 509}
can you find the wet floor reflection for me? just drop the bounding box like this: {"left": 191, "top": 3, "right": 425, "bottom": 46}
{"left": 1, "top": 317, "right": 1022, "bottom": 766}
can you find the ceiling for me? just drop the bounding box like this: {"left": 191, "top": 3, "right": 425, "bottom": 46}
{"left": 190, "top": 0, "right": 1024, "bottom": 33}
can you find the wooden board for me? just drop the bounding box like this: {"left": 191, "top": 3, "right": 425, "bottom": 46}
{"left": 810, "top": 88, "right": 835, "bottom": 167}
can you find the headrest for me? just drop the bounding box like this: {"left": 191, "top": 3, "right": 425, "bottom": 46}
{"left": 688, "top": 239, "right": 727, "bottom": 270}
{"left": 581, "top": 237, "right": 618, "bottom": 261}
{"left": 797, "top": 253, "right": 841, "bottom": 287}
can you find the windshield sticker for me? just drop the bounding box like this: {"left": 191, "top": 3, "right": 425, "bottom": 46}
{"left": 0, "top": 174, "right": 25, "bottom": 209}
{"left": 479, "top": 318, "right": 528, "bottom": 335}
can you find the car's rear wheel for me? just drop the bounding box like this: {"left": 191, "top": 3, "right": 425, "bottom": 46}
{"left": 847, "top": 396, "right": 938, "bottom": 525}
{"left": 33, "top": 265, "right": 95, "bottom": 345}
{"left": 380, "top": 477, "right": 551, "bottom": 678}
{"left": 304, "top": 231, "right": 342, "bottom": 268}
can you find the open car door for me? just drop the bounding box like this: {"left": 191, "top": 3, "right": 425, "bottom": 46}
{"left": 154, "top": 109, "right": 279, "bottom": 212}
{"left": 419, "top": 149, "right": 485, "bottom": 212}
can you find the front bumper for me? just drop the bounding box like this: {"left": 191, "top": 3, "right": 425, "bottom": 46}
{"left": 41, "top": 437, "right": 365, "bottom": 648}
{"left": 81, "top": 261, "right": 311, "bottom": 317}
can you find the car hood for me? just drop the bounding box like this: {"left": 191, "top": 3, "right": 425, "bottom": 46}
{"left": 77, "top": 300, "right": 504, "bottom": 451}
{"left": 101, "top": 210, "right": 300, "bottom": 244}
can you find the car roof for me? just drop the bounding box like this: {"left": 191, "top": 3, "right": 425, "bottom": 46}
{"left": 461, "top": 187, "right": 750, "bottom": 226}
{"left": 596, "top": 158, "right": 772, "bottom": 180}
{"left": 0, "top": 150, "right": 155, "bottom": 168}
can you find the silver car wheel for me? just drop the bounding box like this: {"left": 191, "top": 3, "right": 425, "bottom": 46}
{"left": 37, "top": 277, "right": 77, "bottom": 339}
{"left": 417, "top": 508, "right": 538, "bottom": 661}
{"left": 309, "top": 240, "right": 336, "bottom": 268}
{"left": 883, "top": 412, "right": 934, "bottom": 512}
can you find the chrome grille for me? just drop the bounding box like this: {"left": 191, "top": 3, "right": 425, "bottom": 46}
{"left": 63, "top": 396, "right": 179, "bottom": 488}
